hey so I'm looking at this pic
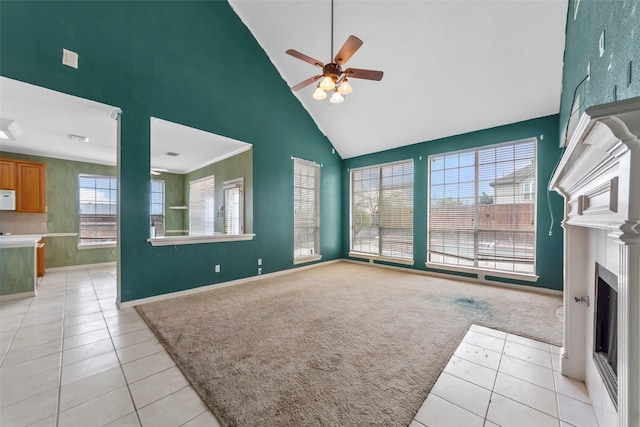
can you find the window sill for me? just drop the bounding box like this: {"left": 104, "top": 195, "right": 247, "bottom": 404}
{"left": 78, "top": 242, "right": 117, "bottom": 250}
{"left": 425, "top": 262, "right": 539, "bottom": 282}
{"left": 147, "top": 234, "right": 255, "bottom": 246}
{"left": 293, "top": 254, "right": 322, "bottom": 265}
{"left": 349, "top": 252, "right": 415, "bottom": 266}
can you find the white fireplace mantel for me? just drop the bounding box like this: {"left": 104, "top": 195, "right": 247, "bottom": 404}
{"left": 550, "top": 96, "right": 640, "bottom": 427}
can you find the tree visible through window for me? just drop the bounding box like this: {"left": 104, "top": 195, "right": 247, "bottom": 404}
{"left": 428, "top": 139, "right": 536, "bottom": 274}
{"left": 78, "top": 174, "right": 117, "bottom": 244}
{"left": 351, "top": 160, "right": 414, "bottom": 260}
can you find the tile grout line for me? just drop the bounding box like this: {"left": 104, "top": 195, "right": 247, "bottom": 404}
{"left": 55, "top": 270, "right": 69, "bottom": 427}
{"left": 483, "top": 335, "right": 506, "bottom": 424}
{"left": 96, "top": 273, "right": 145, "bottom": 427}
{"left": 0, "top": 297, "right": 34, "bottom": 367}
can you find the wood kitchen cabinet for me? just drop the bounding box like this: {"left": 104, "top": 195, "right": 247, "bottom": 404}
{"left": 0, "top": 158, "right": 46, "bottom": 212}
{"left": 16, "top": 160, "right": 46, "bottom": 212}
{"left": 37, "top": 238, "right": 46, "bottom": 277}
{"left": 0, "top": 159, "right": 16, "bottom": 190}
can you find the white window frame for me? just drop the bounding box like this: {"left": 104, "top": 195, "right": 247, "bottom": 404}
{"left": 293, "top": 157, "right": 321, "bottom": 264}
{"left": 223, "top": 177, "right": 244, "bottom": 235}
{"left": 522, "top": 181, "right": 534, "bottom": 201}
{"left": 150, "top": 179, "right": 165, "bottom": 237}
{"left": 189, "top": 175, "right": 215, "bottom": 236}
{"left": 78, "top": 174, "right": 117, "bottom": 247}
{"left": 426, "top": 138, "right": 538, "bottom": 281}
{"left": 349, "top": 159, "right": 414, "bottom": 265}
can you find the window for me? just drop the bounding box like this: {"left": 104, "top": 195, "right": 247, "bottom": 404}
{"left": 78, "top": 174, "right": 117, "bottom": 244}
{"left": 522, "top": 181, "right": 535, "bottom": 201}
{"left": 150, "top": 180, "right": 165, "bottom": 236}
{"left": 224, "top": 178, "right": 244, "bottom": 235}
{"left": 189, "top": 175, "right": 215, "bottom": 236}
{"left": 293, "top": 158, "right": 320, "bottom": 261}
{"left": 351, "top": 160, "right": 414, "bottom": 261}
{"left": 428, "top": 138, "right": 536, "bottom": 274}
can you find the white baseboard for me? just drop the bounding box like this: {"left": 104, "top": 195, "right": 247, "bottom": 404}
{"left": 0, "top": 291, "right": 36, "bottom": 301}
{"left": 118, "top": 259, "right": 341, "bottom": 308}
{"left": 47, "top": 261, "right": 116, "bottom": 273}
{"left": 342, "top": 259, "right": 563, "bottom": 296}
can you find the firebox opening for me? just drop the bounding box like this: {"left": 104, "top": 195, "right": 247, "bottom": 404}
{"left": 593, "top": 262, "right": 618, "bottom": 407}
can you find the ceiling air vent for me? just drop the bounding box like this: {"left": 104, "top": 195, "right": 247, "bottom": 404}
{"left": 68, "top": 133, "right": 89, "bottom": 142}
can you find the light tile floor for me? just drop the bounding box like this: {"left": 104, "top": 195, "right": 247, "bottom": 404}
{"left": 0, "top": 265, "right": 219, "bottom": 427}
{"left": 411, "top": 324, "right": 600, "bottom": 427}
{"left": 1, "top": 266, "right": 599, "bottom": 427}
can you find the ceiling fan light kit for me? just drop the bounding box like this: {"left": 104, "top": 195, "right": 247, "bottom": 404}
{"left": 285, "top": 0, "right": 383, "bottom": 103}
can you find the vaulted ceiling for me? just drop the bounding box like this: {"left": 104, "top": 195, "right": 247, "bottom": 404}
{"left": 230, "top": 0, "right": 568, "bottom": 158}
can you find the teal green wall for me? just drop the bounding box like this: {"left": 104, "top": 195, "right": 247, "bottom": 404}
{"left": 0, "top": 1, "right": 342, "bottom": 301}
{"left": 0, "top": 247, "right": 35, "bottom": 296}
{"left": 0, "top": 152, "right": 117, "bottom": 268}
{"left": 184, "top": 149, "right": 253, "bottom": 233}
{"left": 342, "top": 115, "right": 565, "bottom": 291}
{"left": 559, "top": 0, "right": 640, "bottom": 140}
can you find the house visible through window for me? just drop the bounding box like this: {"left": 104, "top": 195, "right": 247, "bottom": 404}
{"left": 78, "top": 174, "right": 117, "bottom": 244}
{"left": 293, "top": 158, "right": 320, "bottom": 261}
{"left": 351, "top": 160, "right": 414, "bottom": 261}
{"left": 150, "top": 180, "right": 165, "bottom": 236}
{"left": 428, "top": 138, "right": 536, "bottom": 274}
{"left": 189, "top": 175, "right": 215, "bottom": 236}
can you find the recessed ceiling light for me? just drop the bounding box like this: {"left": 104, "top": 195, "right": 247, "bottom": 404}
{"left": 0, "top": 118, "right": 21, "bottom": 141}
{"left": 68, "top": 133, "right": 89, "bottom": 142}
{"left": 166, "top": 152, "right": 180, "bottom": 156}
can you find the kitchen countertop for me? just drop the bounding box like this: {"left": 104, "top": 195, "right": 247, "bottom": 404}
{"left": 0, "top": 234, "right": 45, "bottom": 248}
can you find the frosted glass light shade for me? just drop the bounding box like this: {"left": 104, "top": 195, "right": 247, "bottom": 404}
{"left": 338, "top": 79, "right": 353, "bottom": 95}
{"left": 312, "top": 86, "right": 327, "bottom": 100}
{"left": 329, "top": 90, "right": 344, "bottom": 104}
{"left": 319, "top": 76, "right": 336, "bottom": 91}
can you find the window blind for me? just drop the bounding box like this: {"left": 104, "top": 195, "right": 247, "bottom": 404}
{"left": 150, "top": 180, "right": 165, "bottom": 236}
{"left": 224, "top": 178, "right": 244, "bottom": 235}
{"left": 293, "top": 158, "right": 320, "bottom": 260}
{"left": 351, "top": 160, "right": 414, "bottom": 260}
{"left": 428, "top": 139, "right": 536, "bottom": 273}
{"left": 189, "top": 175, "right": 215, "bottom": 236}
{"left": 78, "top": 174, "right": 117, "bottom": 243}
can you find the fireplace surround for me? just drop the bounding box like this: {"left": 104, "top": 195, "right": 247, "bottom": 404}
{"left": 550, "top": 96, "right": 640, "bottom": 427}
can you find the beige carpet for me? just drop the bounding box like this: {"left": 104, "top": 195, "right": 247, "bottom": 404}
{"left": 136, "top": 261, "right": 563, "bottom": 427}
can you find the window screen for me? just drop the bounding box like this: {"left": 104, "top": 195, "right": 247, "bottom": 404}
{"left": 428, "top": 139, "right": 536, "bottom": 273}
{"left": 78, "top": 174, "right": 117, "bottom": 244}
{"left": 189, "top": 175, "right": 215, "bottom": 236}
{"left": 351, "top": 160, "right": 414, "bottom": 260}
{"left": 293, "top": 158, "right": 320, "bottom": 260}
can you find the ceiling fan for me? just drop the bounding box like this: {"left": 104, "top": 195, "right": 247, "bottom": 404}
{"left": 285, "top": 0, "right": 383, "bottom": 104}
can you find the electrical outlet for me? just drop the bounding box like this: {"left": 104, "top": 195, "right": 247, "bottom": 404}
{"left": 215, "top": 265, "right": 220, "bottom": 273}
{"left": 258, "top": 258, "right": 262, "bottom": 266}
{"left": 599, "top": 31, "right": 605, "bottom": 57}
{"left": 258, "top": 268, "right": 262, "bottom": 275}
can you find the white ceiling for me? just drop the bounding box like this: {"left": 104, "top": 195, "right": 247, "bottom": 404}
{"left": 230, "top": 0, "right": 568, "bottom": 159}
{"left": 0, "top": 77, "right": 251, "bottom": 174}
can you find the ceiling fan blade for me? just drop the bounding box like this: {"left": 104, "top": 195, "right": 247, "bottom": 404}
{"left": 291, "top": 75, "right": 322, "bottom": 91}
{"left": 344, "top": 68, "right": 384, "bottom": 81}
{"left": 334, "top": 35, "right": 363, "bottom": 65}
{"left": 285, "top": 49, "right": 324, "bottom": 68}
